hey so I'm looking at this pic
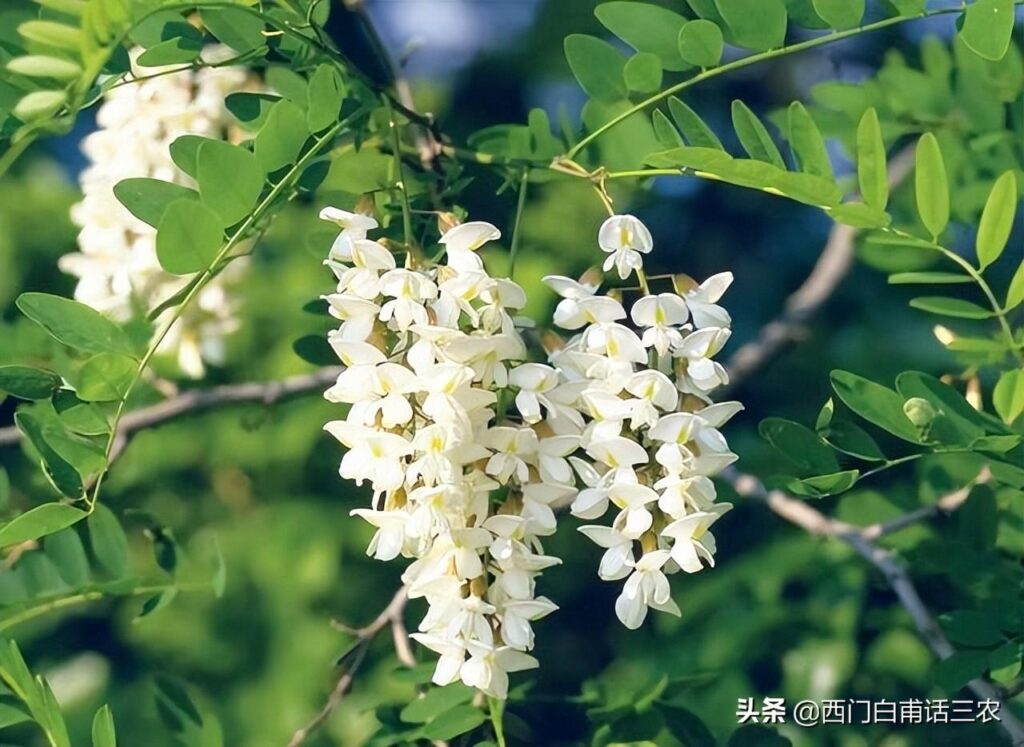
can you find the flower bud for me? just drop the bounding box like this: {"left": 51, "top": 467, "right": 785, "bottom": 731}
{"left": 903, "top": 397, "right": 937, "bottom": 428}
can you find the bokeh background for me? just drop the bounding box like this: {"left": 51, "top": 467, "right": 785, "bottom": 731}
{"left": 1, "top": 1, "right": 1022, "bottom": 745}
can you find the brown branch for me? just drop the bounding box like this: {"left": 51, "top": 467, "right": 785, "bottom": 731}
{"left": 725, "top": 147, "right": 916, "bottom": 389}
{"left": 0, "top": 368, "right": 342, "bottom": 450}
{"left": 287, "top": 586, "right": 409, "bottom": 747}
{"left": 726, "top": 467, "right": 1024, "bottom": 746}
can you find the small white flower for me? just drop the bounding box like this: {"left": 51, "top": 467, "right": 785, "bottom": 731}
{"left": 631, "top": 293, "right": 690, "bottom": 356}
{"left": 598, "top": 214, "right": 653, "bottom": 280}
{"left": 661, "top": 504, "right": 732, "bottom": 573}
{"left": 684, "top": 272, "right": 733, "bottom": 328}
{"left": 578, "top": 525, "right": 633, "bottom": 581}
{"left": 460, "top": 641, "right": 538, "bottom": 699}
{"left": 614, "top": 550, "right": 680, "bottom": 629}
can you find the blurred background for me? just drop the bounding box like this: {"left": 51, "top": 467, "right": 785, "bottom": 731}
{"left": 0, "top": 0, "right": 1021, "bottom": 745}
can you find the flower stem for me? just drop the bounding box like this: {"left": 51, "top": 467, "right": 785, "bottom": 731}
{"left": 489, "top": 696, "right": 507, "bottom": 747}
{"left": 509, "top": 169, "right": 530, "bottom": 281}
{"left": 384, "top": 97, "right": 414, "bottom": 251}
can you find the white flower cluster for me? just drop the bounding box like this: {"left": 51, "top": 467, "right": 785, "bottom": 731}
{"left": 538, "top": 214, "right": 741, "bottom": 630}
{"left": 323, "top": 209, "right": 740, "bottom": 696}
{"left": 60, "top": 48, "right": 252, "bottom": 377}
{"left": 320, "top": 209, "right": 557, "bottom": 699}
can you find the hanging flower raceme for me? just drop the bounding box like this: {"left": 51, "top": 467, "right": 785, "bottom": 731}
{"left": 60, "top": 47, "right": 256, "bottom": 377}
{"left": 321, "top": 209, "right": 561, "bottom": 699}
{"left": 537, "top": 214, "right": 741, "bottom": 630}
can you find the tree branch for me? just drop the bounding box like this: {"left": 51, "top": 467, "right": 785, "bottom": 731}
{"left": 287, "top": 586, "right": 409, "bottom": 747}
{"left": 725, "top": 147, "right": 916, "bottom": 389}
{"left": 0, "top": 368, "right": 342, "bottom": 450}
{"left": 725, "top": 467, "right": 1024, "bottom": 746}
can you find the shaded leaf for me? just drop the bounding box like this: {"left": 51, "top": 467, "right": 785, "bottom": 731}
{"left": 88, "top": 504, "right": 130, "bottom": 577}
{"left": 668, "top": 97, "right": 723, "bottom": 149}
{"left": 0, "top": 366, "right": 61, "bottom": 400}
{"left": 909, "top": 297, "right": 993, "bottom": 319}
{"left": 731, "top": 100, "right": 784, "bottom": 168}
{"left": 113, "top": 178, "right": 198, "bottom": 229}
{"left": 714, "top": 0, "right": 787, "bottom": 51}
{"left": 831, "top": 370, "right": 923, "bottom": 443}
{"left": 196, "top": 141, "right": 263, "bottom": 226}
{"left": 76, "top": 353, "right": 136, "bottom": 402}
{"left": 759, "top": 418, "right": 839, "bottom": 474}
{"left": 786, "top": 102, "right": 833, "bottom": 179}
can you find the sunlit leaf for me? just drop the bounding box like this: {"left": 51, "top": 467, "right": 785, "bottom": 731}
{"left": 976, "top": 171, "right": 1017, "bottom": 269}
{"left": 16, "top": 293, "right": 135, "bottom": 356}
{"left": 0, "top": 504, "right": 86, "bottom": 548}
{"left": 855, "top": 108, "right": 887, "bottom": 209}
{"left": 914, "top": 133, "right": 949, "bottom": 239}
{"left": 959, "top": 0, "right": 1015, "bottom": 61}
{"left": 677, "top": 19, "right": 723, "bottom": 68}
{"left": 731, "top": 100, "right": 784, "bottom": 168}
{"left": 596, "top": 2, "right": 689, "bottom": 71}
{"left": 564, "top": 34, "right": 627, "bottom": 101}
{"left": 909, "top": 297, "right": 992, "bottom": 319}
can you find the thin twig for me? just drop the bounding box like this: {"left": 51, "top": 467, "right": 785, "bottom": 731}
{"left": 0, "top": 368, "right": 342, "bottom": 449}
{"left": 287, "top": 586, "right": 409, "bottom": 747}
{"left": 725, "top": 467, "right": 1024, "bottom": 746}
{"left": 725, "top": 147, "right": 916, "bottom": 389}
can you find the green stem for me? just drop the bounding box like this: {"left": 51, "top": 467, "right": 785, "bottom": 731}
{"left": 508, "top": 169, "right": 530, "bottom": 280}
{"left": 87, "top": 119, "right": 348, "bottom": 512}
{"left": 565, "top": 6, "right": 987, "bottom": 160}
{"left": 489, "top": 696, "right": 507, "bottom": 747}
{"left": 384, "top": 98, "right": 414, "bottom": 250}
{"left": 0, "top": 581, "right": 210, "bottom": 632}
{"left": 887, "top": 228, "right": 1024, "bottom": 364}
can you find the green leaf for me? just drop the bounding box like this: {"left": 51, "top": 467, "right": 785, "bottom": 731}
{"left": 888, "top": 271, "right": 971, "bottom": 284}
{"left": 990, "top": 642, "right": 1023, "bottom": 684}
{"left": 155, "top": 200, "right": 225, "bottom": 275}
{"left": 827, "top": 203, "right": 890, "bottom": 229}
{"left": 656, "top": 703, "right": 715, "bottom": 747}
{"left": 13, "top": 90, "right": 67, "bottom": 122}
{"left": 0, "top": 365, "right": 61, "bottom": 400}
{"left": 677, "top": 19, "right": 723, "bottom": 68}
{"left": 256, "top": 99, "right": 309, "bottom": 172}
{"left": 784, "top": 470, "right": 859, "bottom": 498}
{"left": 15, "top": 412, "right": 83, "bottom": 497}
{"left": 168, "top": 135, "right": 211, "bottom": 179}
{"left": 976, "top": 171, "right": 1017, "bottom": 269}
{"left": 728, "top": 724, "right": 793, "bottom": 747}
{"left": 1007, "top": 260, "right": 1024, "bottom": 311}
{"left": 196, "top": 141, "right": 263, "bottom": 226}
{"left": 136, "top": 36, "right": 201, "bottom": 67}
{"left": 759, "top": 418, "right": 839, "bottom": 474}
{"left": 200, "top": 7, "right": 265, "bottom": 52}
{"left": 306, "top": 65, "right": 346, "bottom": 132}
{"left": 400, "top": 684, "right": 474, "bottom": 724}
{"left": 16, "top": 293, "right": 135, "bottom": 356}
{"left": 914, "top": 132, "right": 949, "bottom": 239}
{"left": 92, "top": 704, "right": 116, "bottom": 747}
{"left": 822, "top": 419, "right": 887, "bottom": 461}
{"left": 731, "top": 100, "right": 785, "bottom": 169}
{"left": 959, "top": 0, "right": 1015, "bottom": 61}
{"left": 652, "top": 110, "right": 683, "bottom": 147}
{"left": 88, "top": 504, "right": 130, "bottom": 577}
{"left": 831, "top": 370, "right": 924, "bottom": 443}
{"left": 265, "top": 66, "right": 308, "bottom": 106}
{"left": 624, "top": 53, "right": 663, "bottom": 93}
{"left": 896, "top": 371, "right": 997, "bottom": 443}
{"left": 225, "top": 93, "right": 279, "bottom": 132}
{"left": 113, "top": 178, "right": 198, "bottom": 229}
{"left": 76, "top": 353, "right": 136, "bottom": 402}
{"left": 45, "top": 528, "right": 90, "bottom": 587}
{"left": 714, "top": 0, "right": 787, "bottom": 51}
{"left": 786, "top": 102, "right": 833, "bottom": 179}
{"left": 855, "top": 108, "right": 887, "bottom": 210}
{"left": 595, "top": 2, "right": 689, "bottom": 71}
{"left": 6, "top": 55, "right": 82, "bottom": 80}
{"left": 939, "top": 610, "right": 1003, "bottom": 646}
{"left": 909, "top": 297, "right": 993, "bottom": 319}
{"left": 934, "top": 650, "right": 988, "bottom": 692}
{"left": 668, "top": 97, "right": 723, "bottom": 149}
{"left": 885, "top": 0, "right": 926, "bottom": 15}
{"left": 0, "top": 702, "right": 30, "bottom": 729}
{"left": 155, "top": 676, "right": 203, "bottom": 727}
{"left": 564, "top": 34, "right": 627, "bottom": 101}
{"left": 993, "top": 369, "right": 1024, "bottom": 424}
{"left": 0, "top": 504, "right": 86, "bottom": 548}
{"left": 0, "top": 469, "right": 9, "bottom": 510}
{"left": 811, "top": 0, "right": 864, "bottom": 29}
{"left": 18, "top": 20, "right": 83, "bottom": 51}
{"left": 419, "top": 704, "right": 486, "bottom": 740}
